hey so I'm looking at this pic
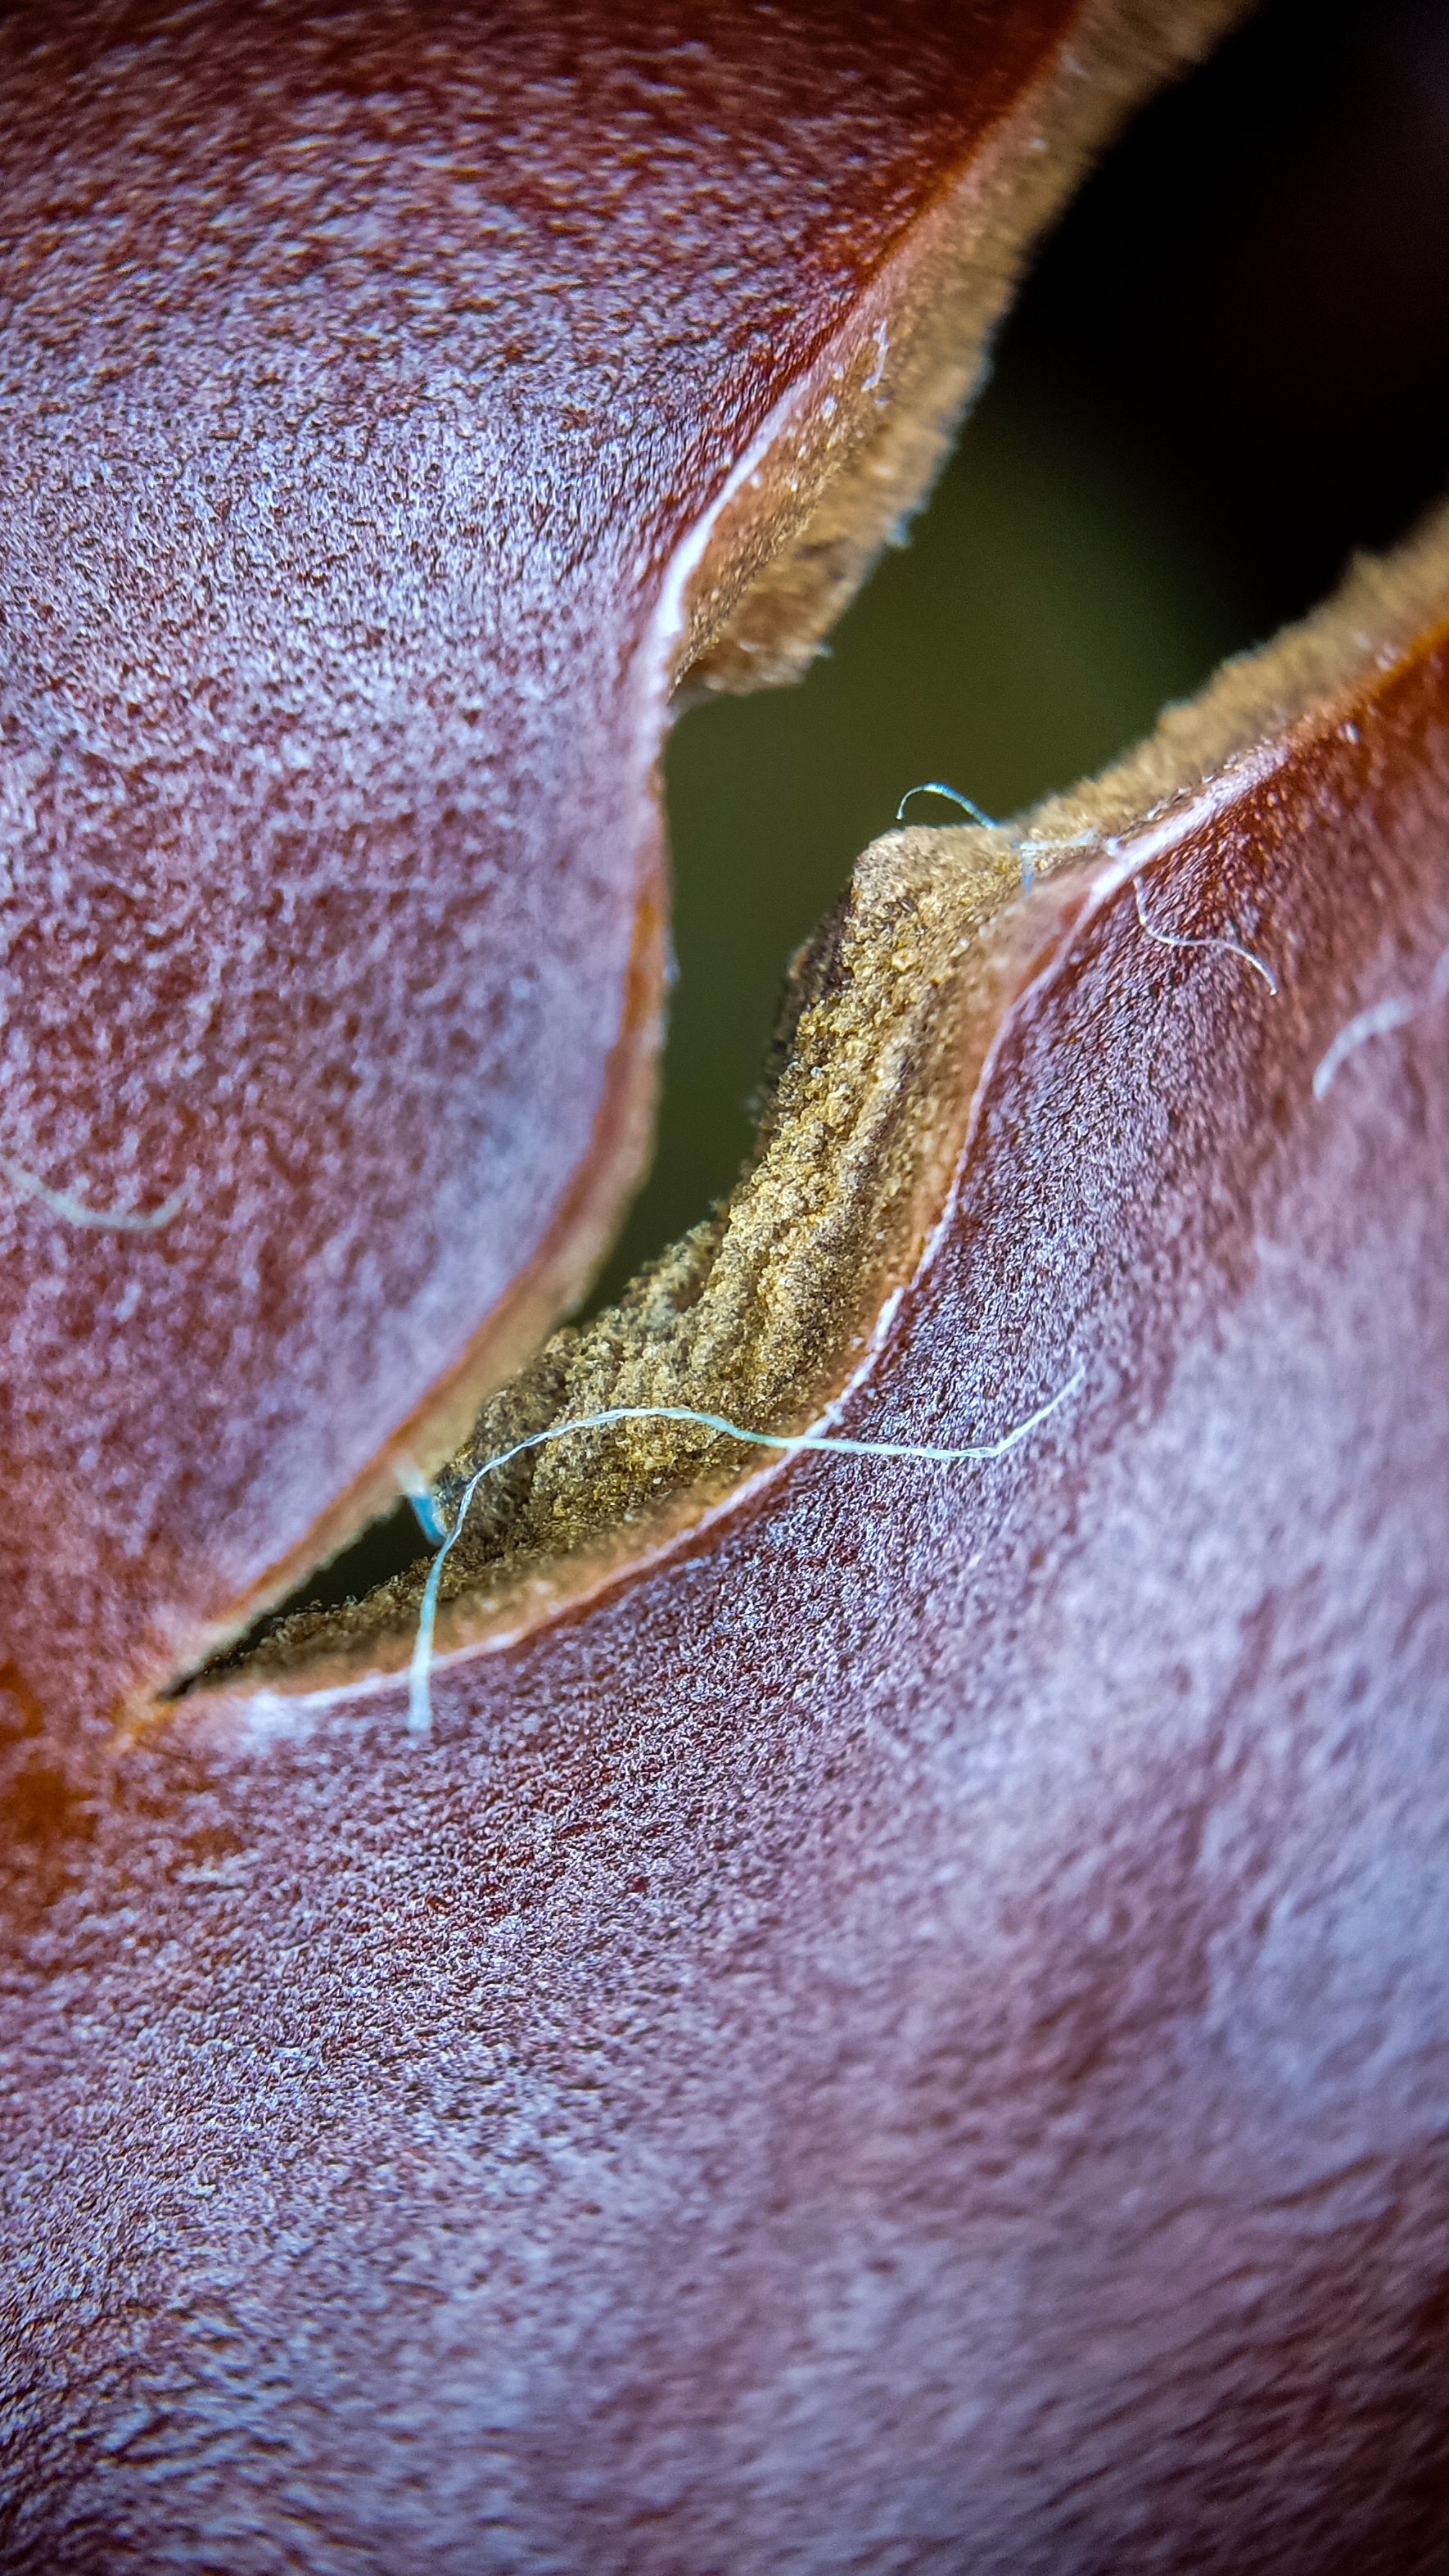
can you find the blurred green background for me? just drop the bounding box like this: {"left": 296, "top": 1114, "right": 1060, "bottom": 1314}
{"left": 589, "top": 0, "right": 1449, "bottom": 1305}
{"left": 296, "top": 0, "right": 1449, "bottom": 1612}
{"left": 586, "top": 357, "right": 1262, "bottom": 1306}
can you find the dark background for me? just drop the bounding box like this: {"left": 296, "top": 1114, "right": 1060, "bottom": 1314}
{"left": 591, "top": 0, "right": 1449, "bottom": 1301}
{"left": 310, "top": 0, "right": 1449, "bottom": 1609}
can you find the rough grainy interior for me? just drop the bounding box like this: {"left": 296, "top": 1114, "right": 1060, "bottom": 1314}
{"left": 215, "top": 490, "right": 1449, "bottom": 1694}
{"left": 232, "top": 819, "right": 1027, "bottom": 1676}
{"left": 131, "top": 0, "right": 1252, "bottom": 1705}
{"left": 673, "top": 0, "right": 1256, "bottom": 700}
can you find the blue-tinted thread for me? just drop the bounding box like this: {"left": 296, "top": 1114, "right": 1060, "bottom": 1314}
{"left": 895, "top": 780, "right": 998, "bottom": 830}
{"left": 407, "top": 1367, "right": 1085, "bottom": 1738}
{"left": 1313, "top": 937, "right": 1449, "bottom": 1099}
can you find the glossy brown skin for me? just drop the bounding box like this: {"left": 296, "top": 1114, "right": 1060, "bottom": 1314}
{"left": 6, "top": 3, "right": 1449, "bottom": 2567}
{"left": 5, "top": 618, "right": 1449, "bottom": 2568}
{"left": 0, "top": 0, "right": 1089, "bottom": 1740}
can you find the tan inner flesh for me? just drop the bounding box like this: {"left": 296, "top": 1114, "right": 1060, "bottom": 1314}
{"left": 175, "top": 0, "right": 1253, "bottom": 1696}
{"left": 196, "top": 0, "right": 1433, "bottom": 1700}
{"left": 215, "top": 495, "right": 1449, "bottom": 1697}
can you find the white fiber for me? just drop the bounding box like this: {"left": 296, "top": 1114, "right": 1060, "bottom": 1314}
{"left": 1132, "top": 875, "right": 1278, "bottom": 995}
{"left": 406, "top": 1367, "right": 1084, "bottom": 1738}
{"left": 1313, "top": 937, "right": 1449, "bottom": 1100}
{"left": 0, "top": 1158, "right": 191, "bottom": 1233}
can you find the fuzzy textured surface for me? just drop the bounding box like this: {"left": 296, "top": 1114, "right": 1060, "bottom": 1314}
{"left": 14, "top": 4, "right": 1447, "bottom": 2567}
{"left": 6, "top": 552, "right": 1449, "bottom": 2569}
{"left": 4, "top": 0, "right": 1144, "bottom": 1735}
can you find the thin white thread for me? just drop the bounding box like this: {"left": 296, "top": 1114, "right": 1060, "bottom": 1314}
{"left": 895, "top": 781, "right": 998, "bottom": 830}
{"left": 1132, "top": 875, "right": 1278, "bottom": 995}
{"left": 1312, "top": 997, "right": 1419, "bottom": 1099}
{"left": 0, "top": 1157, "right": 192, "bottom": 1233}
{"left": 1312, "top": 937, "right": 1449, "bottom": 1100}
{"left": 395, "top": 1459, "right": 448, "bottom": 1545}
{"left": 406, "top": 1367, "right": 1085, "bottom": 1738}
